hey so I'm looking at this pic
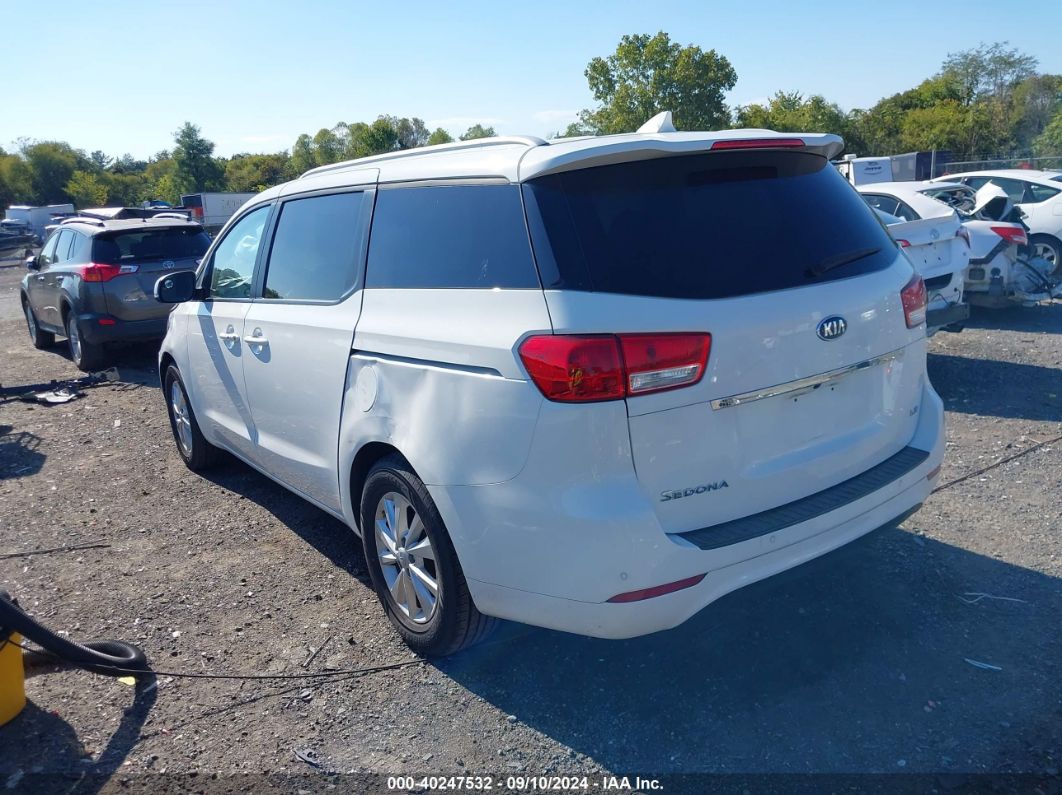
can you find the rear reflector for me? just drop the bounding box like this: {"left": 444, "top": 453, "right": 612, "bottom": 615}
{"left": 98, "top": 318, "right": 116, "bottom": 326}
{"left": 990, "top": 225, "right": 1028, "bottom": 247}
{"left": 900, "top": 273, "right": 927, "bottom": 328}
{"left": 710, "top": 138, "right": 804, "bottom": 150}
{"left": 518, "top": 333, "right": 710, "bottom": 403}
{"left": 607, "top": 573, "right": 707, "bottom": 603}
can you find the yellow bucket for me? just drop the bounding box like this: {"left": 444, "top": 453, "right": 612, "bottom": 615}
{"left": 0, "top": 631, "right": 26, "bottom": 727}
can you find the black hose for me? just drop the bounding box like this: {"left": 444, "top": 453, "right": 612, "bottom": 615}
{"left": 0, "top": 591, "right": 148, "bottom": 677}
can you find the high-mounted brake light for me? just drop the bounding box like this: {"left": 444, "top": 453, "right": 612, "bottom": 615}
{"left": 710, "top": 138, "right": 805, "bottom": 150}
{"left": 518, "top": 333, "right": 711, "bottom": 403}
{"left": 900, "top": 273, "right": 927, "bottom": 329}
{"left": 990, "top": 225, "right": 1027, "bottom": 247}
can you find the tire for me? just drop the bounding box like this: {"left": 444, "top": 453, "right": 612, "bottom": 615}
{"left": 361, "top": 454, "right": 496, "bottom": 656}
{"left": 163, "top": 365, "right": 219, "bottom": 472}
{"left": 1030, "top": 235, "right": 1061, "bottom": 276}
{"left": 65, "top": 311, "right": 107, "bottom": 372}
{"left": 22, "top": 297, "right": 55, "bottom": 349}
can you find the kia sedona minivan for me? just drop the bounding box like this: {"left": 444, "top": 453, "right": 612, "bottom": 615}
{"left": 155, "top": 124, "right": 944, "bottom": 656}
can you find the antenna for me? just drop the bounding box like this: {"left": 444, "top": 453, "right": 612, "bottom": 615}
{"left": 637, "top": 111, "right": 677, "bottom": 134}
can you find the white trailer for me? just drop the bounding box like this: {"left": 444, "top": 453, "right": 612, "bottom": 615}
{"left": 4, "top": 204, "right": 76, "bottom": 238}
{"left": 179, "top": 192, "right": 257, "bottom": 233}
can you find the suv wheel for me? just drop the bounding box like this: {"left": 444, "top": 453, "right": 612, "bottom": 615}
{"left": 164, "top": 365, "right": 219, "bottom": 471}
{"left": 65, "top": 312, "right": 106, "bottom": 372}
{"left": 23, "top": 299, "right": 55, "bottom": 349}
{"left": 361, "top": 454, "right": 496, "bottom": 656}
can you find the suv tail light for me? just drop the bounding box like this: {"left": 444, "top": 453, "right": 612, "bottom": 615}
{"left": 75, "top": 262, "right": 139, "bottom": 283}
{"left": 900, "top": 273, "right": 927, "bottom": 328}
{"left": 518, "top": 333, "right": 711, "bottom": 403}
{"left": 990, "top": 225, "right": 1027, "bottom": 247}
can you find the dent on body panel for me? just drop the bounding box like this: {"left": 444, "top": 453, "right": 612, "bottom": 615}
{"left": 340, "top": 355, "right": 543, "bottom": 487}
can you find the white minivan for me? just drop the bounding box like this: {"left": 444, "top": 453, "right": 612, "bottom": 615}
{"left": 155, "top": 127, "right": 945, "bottom": 656}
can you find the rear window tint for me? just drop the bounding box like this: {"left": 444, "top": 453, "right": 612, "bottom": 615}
{"left": 92, "top": 227, "right": 211, "bottom": 264}
{"left": 365, "top": 184, "right": 538, "bottom": 289}
{"left": 523, "top": 151, "right": 896, "bottom": 299}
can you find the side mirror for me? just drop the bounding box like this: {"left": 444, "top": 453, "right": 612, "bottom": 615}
{"left": 25, "top": 255, "right": 39, "bottom": 271}
{"left": 155, "top": 270, "right": 198, "bottom": 303}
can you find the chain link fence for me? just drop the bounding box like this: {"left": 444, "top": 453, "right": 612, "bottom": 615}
{"left": 931, "top": 153, "right": 1062, "bottom": 178}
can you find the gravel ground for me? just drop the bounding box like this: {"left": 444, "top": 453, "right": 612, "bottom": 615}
{"left": 0, "top": 258, "right": 1059, "bottom": 793}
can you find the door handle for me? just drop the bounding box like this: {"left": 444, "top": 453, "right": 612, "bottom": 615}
{"left": 243, "top": 329, "right": 268, "bottom": 346}
{"left": 218, "top": 325, "right": 240, "bottom": 344}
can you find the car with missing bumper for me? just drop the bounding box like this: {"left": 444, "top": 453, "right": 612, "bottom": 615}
{"left": 153, "top": 122, "right": 945, "bottom": 656}
{"left": 20, "top": 216, "right": 211, "bottom": 370}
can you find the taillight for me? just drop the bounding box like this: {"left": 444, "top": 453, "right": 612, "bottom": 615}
{"left": 900, "top": 273, "right": 927, "bottom": 328}
{"left": 76, "top": 263, "right": 123, "bottom": 283}
{"left": 710, "top": 138, "right": 804, "bottom": 150}
{"left": 990, "top": 225, "right": 1027, "bottom": 247}
{"left": 896, "top": 239, "right": 911, "bottom": 248}
{"left": 518, "top": 332, "right": 711, "bottom": 403}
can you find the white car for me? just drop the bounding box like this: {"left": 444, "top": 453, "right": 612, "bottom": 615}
{"left": 931, "top": 169, "right": 1062, "bottom": 270}
{"left": 857, "top": 182, "right": 970, "bottom": 334}
{"left": 922, "top": 182, "right": 1062, "bottom": 307}
{"left": 154, "top": 124, "right": 944, "bottom": 656}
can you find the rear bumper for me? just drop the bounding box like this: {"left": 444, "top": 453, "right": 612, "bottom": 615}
{"left": 432, "top": 381, "right": 945, "bottom": 639}
{"left": 76, "top": 312, "right": 168, "bottom": 344}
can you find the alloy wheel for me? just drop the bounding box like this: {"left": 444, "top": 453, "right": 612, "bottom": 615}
{"left": 1033, "top": 241, "right": 1058, "bottom": 268}
{"left": 374, "top": 491, "right": 439, "bottom": 624}
{"left": 68, "top": 319, "right": 82, "bottom": 363}
{"left": 170, "top": 382, "right": 194, "bottom": 456}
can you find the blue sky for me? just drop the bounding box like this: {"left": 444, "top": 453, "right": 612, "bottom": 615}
{"left": 3, "top": 0, "right": 1061, "bottom": 158}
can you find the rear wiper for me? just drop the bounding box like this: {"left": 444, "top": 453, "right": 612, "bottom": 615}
{"left": 808, "top": 246, "right": 881, "bottom": 278}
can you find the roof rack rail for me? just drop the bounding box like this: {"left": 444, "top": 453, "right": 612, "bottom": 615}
{"left": 60, "top": 216, "right": 105, "bottom": 227}
{"left": 150, "top": 212, "right": 193, "bottom": 221}
{"left": 299, "top": 135, "right": 549, "bottom": 179}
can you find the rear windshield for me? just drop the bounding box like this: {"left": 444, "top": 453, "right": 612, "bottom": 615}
{"left": 92, "top": 227, "right": 211, "bottom": 264}
{"left": 523, "top": 150, "right": 897, "bottom": 299}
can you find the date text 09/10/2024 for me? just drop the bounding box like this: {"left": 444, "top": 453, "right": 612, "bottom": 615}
{"left": 386, "top": 775, "right": 664, "bottom": 791}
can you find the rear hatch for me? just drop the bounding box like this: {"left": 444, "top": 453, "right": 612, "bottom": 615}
{"left": 93, "top": 225, "right": 210, "bottom": 321}
{"left": 523, "top": 147, "right": 927, "bottom": 535}
{"left": 881, "top": 214, "right": 969, "bottom": 282}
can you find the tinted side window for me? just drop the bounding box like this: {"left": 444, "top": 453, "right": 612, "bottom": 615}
{"left": 52, "top": 230, "right": 72, "bottom": 263}
{"left": 209, "top": 205, "right": 271, "bottom": 299}
{"left": 38, "top": 233, "right": 60, "bottom": 267}
{"left": 69, "top": 232, "right": 92, "bottom": 263}
{"left": 862, "top": 195, "right": 900, "bottom": 216}
{"left": 1026, "top": 183, "right": 1060, "bottom": 203}
{"left": 366, "top": 184, "right": 538, "bottom": 289}
{"left": 263, "top": 192, "right": 369, "bottom": 301}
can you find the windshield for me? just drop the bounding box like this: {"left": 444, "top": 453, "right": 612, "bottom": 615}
{"left": 523, "top": 150, "right": 896, "bottom": 300}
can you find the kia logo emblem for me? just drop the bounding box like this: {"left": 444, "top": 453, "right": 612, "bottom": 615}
{"left": 817, "top": 316, "right": 847, "bottom": 340}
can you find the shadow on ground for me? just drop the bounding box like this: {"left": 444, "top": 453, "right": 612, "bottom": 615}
{"left": 928, "top": 353, "right": 1062, "bottom": 421}
{"left": 438, "top": 527, "right": 1062, "bottom": 775}
{"left": 201, "top": 457, "right": 368, "bottom": 582}
{"left": 0, "top": 674, "right": 156, "bottom": 794}
{"left": 0, "top": 425, "right": 45, "bottom": 479}
{"left": 963, "top": 301, "right": 1062, "bottom": 334}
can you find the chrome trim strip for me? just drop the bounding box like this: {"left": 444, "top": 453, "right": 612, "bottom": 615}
{"left": 710, "top": 348, "right": 905, "bottom": 410}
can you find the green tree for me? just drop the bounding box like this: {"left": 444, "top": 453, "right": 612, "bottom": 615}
{"left": 899, "top": 101, "right": 971, "bottom": 152}
{"left": 0, "top": 153, "right": 33, "bottom": 208}
{"left": 172, "top": 123, "right": 223, "bottom": 194}
{"left": 1033, "top": 109, "right": 1062, "bottom": 157}
{"left": 427, "top": 127, "right": 454, "bottom": 145}
{"left": 65, "top": 170, "right": 110, "bottom": 207}
{"left": 290, "top": 134, "right": 317, "bottom": 175}
{"left": 224, "top": 153, "right": 291, "bottom": 193}
{"left": 576, "top": 32, "right": 736, "bottom": 134}
{"left": 22, "top": 142, "right": 86, "bottom": 204}
{"left": 460, "top": 124, "right": 496, "bottom": 140}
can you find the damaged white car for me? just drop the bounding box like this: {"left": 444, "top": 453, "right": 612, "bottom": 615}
{"left": 922, "top": 181, "right": 1062, "bottom": 307}
{"left": 858, "top": 182, "right": 970, "bottom": 334}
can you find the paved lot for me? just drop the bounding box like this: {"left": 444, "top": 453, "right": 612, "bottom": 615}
{"left": 0, "top": 259, "right": 1059, "bottom": 792}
